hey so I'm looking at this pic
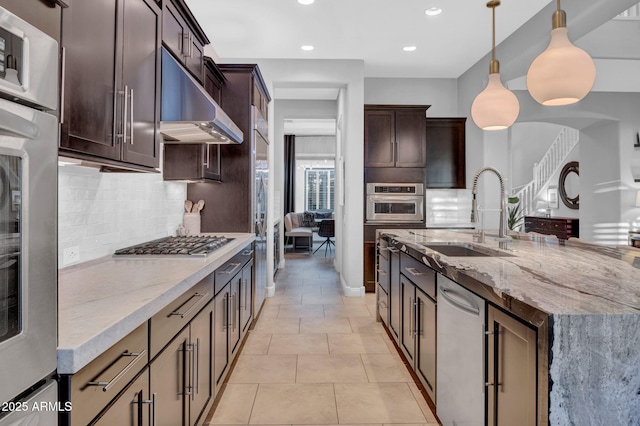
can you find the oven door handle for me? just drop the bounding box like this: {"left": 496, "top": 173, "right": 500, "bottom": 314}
{"left": 0, "top": 108, "right": 40, "bottom": 139}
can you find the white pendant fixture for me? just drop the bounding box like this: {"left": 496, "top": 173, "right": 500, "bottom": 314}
{"left": 527, "top": 0, "right": 596, "bottom": 106}
{"left": 471, "top": 1, "right": 519, "bottom": 131}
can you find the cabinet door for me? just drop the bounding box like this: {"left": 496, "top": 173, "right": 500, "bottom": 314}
{"left": 151, "top": 328, "right": 189, "bottom": 426}
{"left": 395, "top": 109, "right": 427, "bottom": 167}
{"left": 229, "top": 276, "right": 242, "bottom": 359}
{"left": 415, "top": 290, "right": 436, "bottom": 402}
{"left": 213, "top": 286, "right": 230, "bottom": 394}
{"left": 185, "top": 34, "right": 204, "bottom": 82}
{"left": 364, "top": 110, "right": 395, "bottom": 167}
{"left": 400, "top": 275, "right": 416, "bottom": 363}
{"left": 189, "top": 301, "right": 213, "bottom": 425}
{"left": 240, "top": 260, "right": 254, "bottom": 335}
{"left": 121, "top": 0, "right": 161, "bottom": 168}
{"left": 204, "top": 65, "right": 223, "bottom": 104}
{"left": 60, "top": 0, "right": 119, "bottom": 160}
{"left": 389, "top": 249, "right": 400, "bottom": 341}
{"left": 425, "top": 118, "right": 466, "bottom": 188}
{"left": 162, "top": 1, "right": 187, "bottom": 62}
{"left": 203, "top": 144, "right": 222, "bottom": 181}
{"left": 94, "top": 369, "right": 150, "bottom": 426}
{"left": 487, "top": 306, "right": 537, "bottom": 426}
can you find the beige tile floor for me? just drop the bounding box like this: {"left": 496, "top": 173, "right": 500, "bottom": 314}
{"left": 204, "top": 252, "right": 439, "bottom": 426}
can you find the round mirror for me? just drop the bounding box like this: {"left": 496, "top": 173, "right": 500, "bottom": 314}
{"left": 559, "top": 161, "right": 579, "bottom": 209}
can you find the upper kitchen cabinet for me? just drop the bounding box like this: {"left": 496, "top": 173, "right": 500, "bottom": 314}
{"left": 204, "top": 56, "right": 225, "bottom": 104}
{"left": 162, "top": 0, "right": 209, "bottom": 83}
{"left": 425, "top": 118, "right": 466, "bottom": 188}
{"left": 364, "top": 105, "right": 430, "bottom": 168}
{"left": 60, "top": 0, "right": 161, "bottom": 171}
{"left": 189, "top": 64, "right": 271, "bottom": 233}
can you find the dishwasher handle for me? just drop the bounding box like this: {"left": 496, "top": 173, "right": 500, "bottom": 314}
{"left": 438, "top": 287, "right": 480, "bottom": 316}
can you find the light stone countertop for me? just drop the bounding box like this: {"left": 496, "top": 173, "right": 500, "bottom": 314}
{"left": 57, "top": 233, "right": 255, "bottom": 374}
{"left": 381, "top": 229, "right": 640, "bottom": 315}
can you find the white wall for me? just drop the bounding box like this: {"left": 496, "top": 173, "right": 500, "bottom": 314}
{"left": 364, "top": 78, "right": 458, "bottom": 117}
{"left": 510, "top": 122, "right": 566, "bottom": 189}
{"left": 58, "top": 165, "right": 186, "bottom": 266}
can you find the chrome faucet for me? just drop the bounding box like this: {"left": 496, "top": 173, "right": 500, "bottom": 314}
{"left": 471, "top": 167, "right": 509, "bottom": 248}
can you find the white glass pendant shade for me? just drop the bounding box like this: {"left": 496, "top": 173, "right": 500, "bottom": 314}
{"left": 527, "top": 27, "right": 596, "bottom": 106}
{"left": 471, "top": 73, "right": 520, "bottom": 130}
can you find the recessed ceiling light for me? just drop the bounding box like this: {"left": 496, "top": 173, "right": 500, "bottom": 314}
{"left": 300, "top": 45, "right": 314, "bottom": 51}
{"left": 403, "top": 46, "right": 417, "bottom": 52}
{"left": 297, "top": 0, "right": 315, "bottom": 5}
{"left": 425, "top": 7, "right": 442, "bottom": 16}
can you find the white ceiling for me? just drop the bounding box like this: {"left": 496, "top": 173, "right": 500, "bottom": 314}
{"left": 185, "top": 0, "right": 553, "bottom": 79}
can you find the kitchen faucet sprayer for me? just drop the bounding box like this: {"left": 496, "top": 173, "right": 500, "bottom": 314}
{"left": 471, "top": 167, "right": 508, "bottom": 247}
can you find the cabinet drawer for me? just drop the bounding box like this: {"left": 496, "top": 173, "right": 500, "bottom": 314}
{"left": 69, "top": 323, "right": 148, "bottom": 426}
{"left": 377, "top": 253, "right": 389, "bottom": 294}
{"left": 377, "top": 284, "right": 388, "bottom": 326}
{"left": 215, "top": 244, "right": 254, "bottom": 294}
{"left": 149, "top": 275, "right": 214, "bottom": 359}
{"left": 400, "top": 253, "right": 436, "bottom": 299}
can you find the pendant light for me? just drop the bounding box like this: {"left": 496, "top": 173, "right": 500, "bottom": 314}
{"left": 471, "top": 1, "right": 520, "bottom": 131}
{"left": 526, "top": 0, "right": 596, "bottom": 106}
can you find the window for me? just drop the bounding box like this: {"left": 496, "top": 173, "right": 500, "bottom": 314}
{"left": 304, "top": 168, "right": 334, "bottom": 211}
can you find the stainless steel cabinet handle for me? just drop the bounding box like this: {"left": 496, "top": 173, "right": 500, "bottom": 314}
{"left": 204, "top": 144, "right": 210, "bottom": 168}
{"left": 129, "top": 88, "right": 134, "bottom": 145}
{"left": 60, "top": 47, "right": 66, "bottom": 124}
{"left": 123, "top": 85, "right": 128, "bottom": 145}
{"left": 169, "top": 292, "right": 209, "bottom": 318}
{"left": 413, "top": 299, "right": 419, "bottom": 337}
{"left": 376, "top": 268, "right": 387, "bottom": 275}
{"left": 242, "top": 249, "right": 254, "bottom": 256}
{"left": 195, "top": 338, "right": 200, "bottom": 394}
{"left": 378, "top": 300, "right": 387, "bottom": 309}
{"left": 138, "top": 392, "right": 156, "bottom": 426}
{"left": 405, "top": 267, "right": 425, "bottom": 277}
{"left": 190, "top": 33, "right": 194, "bottom": 58}
{"left": 223, "top": 293, "right": 229, "bottom": 330}
{"left": 231, "top": 293, "right": 237, "bottom": 330}
{"left": 418, "top": 299, "right": 424, "bottom": 336}
{"left": 388, "top": 247, "right": 399, "bottom": 253}
{"left": 181, "top": 343, "right": 194, "bottom": 397}
{"left": 218, "top": 262, "right": 242, "bottom": 276}
{"left": 87, "top": 349, "right": 147, "bottom": 392}
{"left": 409, "top": 297, "right": 415, "bottom": 338}
{"left": 182, "top": 31, "right": 190, "bottom": 57}
{"left": 240, "top": 279, "right": 247, "bottom": 308}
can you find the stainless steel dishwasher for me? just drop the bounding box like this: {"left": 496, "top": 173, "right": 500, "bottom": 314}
{"left": 436, "top": 275, "right": 485, "bottom": 426}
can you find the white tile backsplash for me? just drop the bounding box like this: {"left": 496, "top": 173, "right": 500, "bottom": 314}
{"left": 425, "top": 189, "right": 473, "bottom": 226}
{"left": 58, "top": 165, "right": 187, "bottom": 266}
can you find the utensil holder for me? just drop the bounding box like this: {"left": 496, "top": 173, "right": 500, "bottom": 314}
{"left": 183, "top": 212, "right": 201, "bottom": 236}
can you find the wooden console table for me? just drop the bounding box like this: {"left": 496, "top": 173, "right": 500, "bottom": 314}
{"left": 524, "top": 216, "right": 579, "bottom": 240}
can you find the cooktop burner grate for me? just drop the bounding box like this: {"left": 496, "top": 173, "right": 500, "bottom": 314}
{"left": 114, "top": 236, "right": 233, "bottom": 257}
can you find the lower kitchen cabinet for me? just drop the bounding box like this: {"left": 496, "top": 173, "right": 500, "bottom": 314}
{"left": 239, "top": 259, "right": 254, "bottom": 334}
{"left": 93, "top": 369, "right": 151, "bottom": 426}
{"left": 213, "top": 283, "right": 230, "bottom": 395}
{"left": 399, "top": 253, "right": 437, "bottom": 402}
{"left": 389, "top": 247, "right": 400, "bottom": 341}
{"left": 151, "top": 298, "right": 213, "bottom": 426}
{"left": 486, "top": 306, "right": 537, "bottom": 426}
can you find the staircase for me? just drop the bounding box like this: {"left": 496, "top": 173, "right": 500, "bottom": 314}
{"left": 512, "top": 127, "right": 580, "bottom": 215}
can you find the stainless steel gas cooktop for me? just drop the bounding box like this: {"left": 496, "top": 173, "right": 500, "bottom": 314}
{"left": 114, "top": 236, "right": 233, "bottom": 257}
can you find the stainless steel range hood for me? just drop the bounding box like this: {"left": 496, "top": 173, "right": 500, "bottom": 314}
{"left": 160, "top": 48, "right": 243, "bottom": 144}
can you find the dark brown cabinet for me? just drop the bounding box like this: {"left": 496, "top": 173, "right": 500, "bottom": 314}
{"left": 524, "top": 216, "right": 579, "bottom": 240}
{"left": 162, "top": 0, "right": 208, "bottom": 82}
{"left": 425, "top": 118, "right": 466, "bottom": 188}
{"left": 60, "top": 0, "right": 161, "bottom": 172}
{"left": 364, "top": 105, "right": 429, "bottom": 168}
{"left": 163, "top": 143, "right": 222, "bottom": 182}
{"left": 204, "top": 57, "right": 225, "bottom": 104}
{"left": 189, "top": 64, "right": 271, "bottom": 233}
{"left": 486, "top": 306, "right": 537, "bottom": 426}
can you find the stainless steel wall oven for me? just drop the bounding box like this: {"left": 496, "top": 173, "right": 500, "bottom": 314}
{"left": 366, "top": 183, "right": 424, "bottom": 223}
{"left": 0, "top": 6, "right": 59, "bottom": 425}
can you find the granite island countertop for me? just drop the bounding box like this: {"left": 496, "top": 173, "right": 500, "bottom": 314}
{"left": 57, "top": 233, "right": 255, "bottom": 375}
{"left": 380, "top": 228, "right": 640, "bottom": 315}
{"left": 379, "top": 228, "right": 640, "bottom": 424}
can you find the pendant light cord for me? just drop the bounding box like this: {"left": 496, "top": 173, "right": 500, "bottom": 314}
{"left": 491, "top": 5, "right": 496, "bottom": 62}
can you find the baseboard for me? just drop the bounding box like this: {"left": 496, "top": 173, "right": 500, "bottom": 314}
{"left": 341, "top": 274, "right": 365, "bottom": 297}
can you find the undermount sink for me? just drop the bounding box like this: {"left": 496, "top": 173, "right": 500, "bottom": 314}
{"left": 420, "top": 242, "right": 514, "bottom": 257}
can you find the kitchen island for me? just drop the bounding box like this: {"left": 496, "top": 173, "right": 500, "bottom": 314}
{"left": 378, "top": 229, "right": 640, "bottom": 425}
